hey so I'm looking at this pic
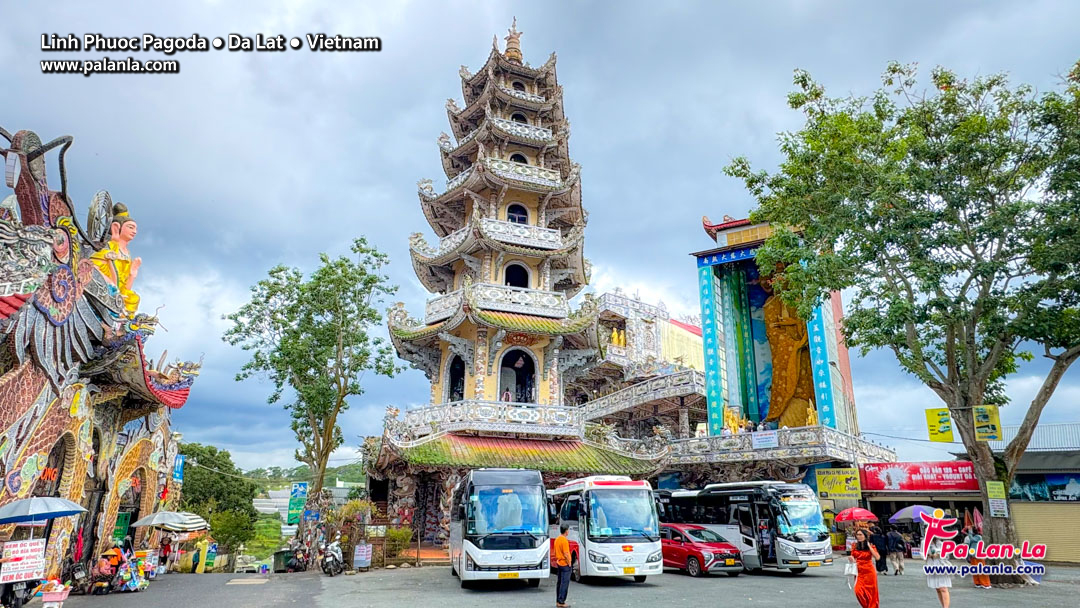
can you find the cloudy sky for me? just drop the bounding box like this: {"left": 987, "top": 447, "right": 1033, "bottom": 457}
{"left": 3, "top": 1, "right": 1078, "bottom": 470}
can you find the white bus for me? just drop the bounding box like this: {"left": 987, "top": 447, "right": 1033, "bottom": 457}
{"left": 448, "top": 468, "right": 550, "bottom": 588}
{"left": 549, "top": 476, "right": 663, "bottom": 583}
{"left": 656, "top": 481, "right": 833, "bottom": 573}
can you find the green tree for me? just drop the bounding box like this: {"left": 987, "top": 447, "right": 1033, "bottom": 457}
{"left": 209, "top": 510, "right": 257, "bottom": 554}
{"left": 223, "top": 238, "right": 399, "bottom": 495}
{"left": 179, "top": 443, "right": 258, "bottom": 520}
{"left": 725, "top": 62, "right": 1080, "bottom": 582}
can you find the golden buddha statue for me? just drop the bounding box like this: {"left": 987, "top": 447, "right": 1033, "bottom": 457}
{"left": 90, "top": 203, "right": 141, "bottom": 316}
{"left": 761, "top": 272, "right": 815, "bottom": 428}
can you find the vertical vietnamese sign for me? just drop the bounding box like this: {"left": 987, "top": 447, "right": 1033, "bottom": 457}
{"left": 925, "top": 408, "right": 954, "bottom": 442}
{"left": 697, "top": 262, "right": 726, "bottom": 435}
{"left": 986, "top": 481, "right": 1009, "bottom": 518}
{"left": 288, "top": 482, "right": 308, "bottom": 525}
{"left": 173, "top": 454, "right": 185, "bottom": 482}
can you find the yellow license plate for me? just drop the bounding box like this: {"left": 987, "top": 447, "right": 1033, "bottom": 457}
{"left": 807, "top": 562, "right": 821, "bottom": 567}
{"left": 725, "top": 559, "right": 735, "bottom": 566}
{"left": 623, "top": 567, "right": 636, "bottom": 575}
{"left": 498, "top": 572, "right": 519, "bottom": 579}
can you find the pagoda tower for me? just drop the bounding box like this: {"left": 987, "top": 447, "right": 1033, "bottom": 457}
{"left": 389, "top": 20, "right": 598, "bottom": 412}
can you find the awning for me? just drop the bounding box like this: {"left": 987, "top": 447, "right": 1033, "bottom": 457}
{"left": 394, "top": 433, "right": 659, "bottom": 475}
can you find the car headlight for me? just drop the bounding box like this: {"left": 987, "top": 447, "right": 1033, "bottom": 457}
{"left": 588, "top": 550, "right": 610, "bottom": 564}
{"left": 646, "top": 551, "right": 662, "bottom": 563}
{"left": 466, "top": 554, "right": 475, "bottom": 571}
{"left": 702, "top": 551, "right": 714, "bottom": 562}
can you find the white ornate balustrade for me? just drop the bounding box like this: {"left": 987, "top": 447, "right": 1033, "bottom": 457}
{"left": 472, "top": 283, "right": 568, "bottom": 318}
{"left": 667, "top": 425, "right": 896, "bottom": 465}
{"left": 387, "top": 400, "right": 582, "bottom": 445}
{"left": 484, "top": 157, "right": 562, "bottom": 188}
{"left": 425, "top": 290, "right": 463, "bottom": 324}
{"left": 583, "top": 370, "right": 705, "bottom": 420}
{"left": 480, "top": 218, "right": 562, "bottom": 249}
{"left": 497, "top": 84, "right": 546, "bottom": 104}
{"left": 489, "top": 117, "right": 554, "bottom": 142}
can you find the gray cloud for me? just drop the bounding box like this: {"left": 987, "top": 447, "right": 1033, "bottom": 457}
{"left": 4, "top": 1, "right": 1077, "bottom": 469}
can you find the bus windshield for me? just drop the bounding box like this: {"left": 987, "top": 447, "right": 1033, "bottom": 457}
{"left": 586, "top": 489, "right": 659, "bottom": 542}
{"left": 777, "top": 499, "right": 828, "bottom": 541}
{"left": 467, "top": 485, "right": 546, "bottom": 536}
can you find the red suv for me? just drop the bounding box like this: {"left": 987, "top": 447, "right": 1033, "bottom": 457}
{"left": 661, "top": 524, "right": 742, "bottom": 577}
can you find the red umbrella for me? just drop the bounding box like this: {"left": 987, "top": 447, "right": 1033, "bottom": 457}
{"left": 835, "top": 507, "right": 878, "bottom": 522}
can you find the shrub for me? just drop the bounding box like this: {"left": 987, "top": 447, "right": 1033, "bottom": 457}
{"left": 385, "top": 527, "right": 414, "bottom": 558}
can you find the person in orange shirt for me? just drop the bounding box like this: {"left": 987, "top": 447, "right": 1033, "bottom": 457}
{"left": 554, "top": 523, "right": 572, "bottom": 607}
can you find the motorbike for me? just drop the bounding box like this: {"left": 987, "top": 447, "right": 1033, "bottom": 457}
{"left": 286, "top": 545, "right": 308, "bottom": 573}
{"left": 61, "top": 557, "right": 91, "bottom": 594}
{"left": 320, "top": 535, "right": 344, "bottom": 577}
{"left": 0, "top": 578, "right": 42, "bottom": 608}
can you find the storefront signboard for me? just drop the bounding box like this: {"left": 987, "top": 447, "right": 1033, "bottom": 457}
{"left": 173, "top": 454, "right": 185, "bottom": 482}
{"left": 0, "top": 539, "right": 46, "bottom": 583}
{"left": 986, "top": 481, "right": 1009, "bottom": 518}
{"left": 751, "top": 430, "right": 778, "bottom": 449}
{"left": 816, "top": 468, "right": 861, "bottom": 499}
{"left": 1010, "top": 473, "right": 1080, "bottom": 502}
{"left": 859, "top": 461, "right": 979, "bottom": 492}
{"left": 113, "top": 511, "right": 131, "bottom": 541}
{"left": 925, "top": 408, "right": 954, "bottom": 442}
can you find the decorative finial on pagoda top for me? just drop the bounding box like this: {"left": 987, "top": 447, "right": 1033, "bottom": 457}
{"left": 504, "top": 17, "right": 523, "bottom": 64}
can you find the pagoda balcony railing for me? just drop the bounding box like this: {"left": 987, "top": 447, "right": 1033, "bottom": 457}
{"left": 497, "top": 83, "right": 547, "bottom": 104}
{"left": 483, "top": 157, "right": 562, "bottom": 189}
{"left": 489, "top": 117, "right": 554, "bottom": 142}
{"left": 425, "top": 290, "right": 464, "bottom": 324}
{"left": 582, "top": 370, "right": 705, "bottom": 420}
{"left": 386, "top": 400, "right": 582, "bottom": 445}
{"left": 666, "top": 425, "right": 897, "bottom": 465}
{"left": 480, "top": 218, "right": 562, "bottom": 249}
{"left": 444, "top": 165, "right": 474, "bottom": 192}
{"left": 472, "top": 283, "right": 568, "bottom": 318}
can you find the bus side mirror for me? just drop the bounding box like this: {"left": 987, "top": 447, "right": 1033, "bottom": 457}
{"left": 458, "top": 505, "right": 467, "bottom": 520}
{"left": 549, "top": 503, "right": 558, "bottom": 520}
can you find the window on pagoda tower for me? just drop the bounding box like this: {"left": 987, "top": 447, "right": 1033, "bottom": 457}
{"left": 510, "top": 153, "right": 528, "bottom": 164}
{"left": 446, "top": 355, "right": 465, "bottom": 402}
{"left": 511, "top": 81, "right": 526, "bottom": 92}
{"left": 511, "top": 112, "right": 528, "bottom": 124}
{"left": 504, "top": 263, "right": 530, "bottom": 288}
{"left": 506, "top": 204, "right": 528, "bottom": 225}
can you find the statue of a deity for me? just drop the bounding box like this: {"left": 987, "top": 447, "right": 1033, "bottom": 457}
{"left": 90, "top": 203, "right": 141, "bottom": 316}
{"left": 761, "top": 272, "right": 815, "bottom": 428}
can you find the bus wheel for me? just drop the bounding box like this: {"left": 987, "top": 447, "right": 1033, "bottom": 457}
{"left": 460, "top": 578, "right": 471, "bottom": 589}
{"left": 633, "top": 575, "right": 647, "bottom": 583}
{"left": 571, "top": 555, "right": 582, "bottom": 583}
{"left": 788, "top": 568, "right": 807, "bottom": 575}
{"left": 744, "top": 566, "right": 762, "bottom": 574}
{"left": 687, "top": 557, "right": 702, "bottom": 577}
{"left": 527, "top": 578, "right": 541, "bottom": 588}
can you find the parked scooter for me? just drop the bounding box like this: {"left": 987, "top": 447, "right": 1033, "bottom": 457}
{"left": 0, "top": 577, "right": 42, "bottom": 608}
{"left": 286, "top": 543, "right": 308, "bottom": 573}
{"left": 320, "top": 535, "right": 344, "bottom": 577}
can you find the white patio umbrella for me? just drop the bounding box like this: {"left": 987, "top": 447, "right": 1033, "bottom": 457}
{"left": 158, "top": 512, "right": 209, "bottom": 532}
{"left": 130, "top": 511, "right": 186, "bottom": 528}
{"left": 0, "top": 497, "right": 86, "bottom": 539}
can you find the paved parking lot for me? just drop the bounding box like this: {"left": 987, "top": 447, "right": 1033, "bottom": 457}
{"left": 319, "top": 562, "right": 1080, "bottom": 608}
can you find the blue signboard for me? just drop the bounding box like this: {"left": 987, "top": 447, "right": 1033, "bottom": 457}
{"left": 806, "top": 305, "right": 837, "bottom": 428}
{"left": 696, "top": 246, "right": 757, "bottom": 267}
{"left": 698, "top": 265, "right": 726, "bottom": 435}
{"left": 172, "top": 454, "right": 185, "bottom": 482}
{"left": 303, "top": 510, "right": 320, "bottom": 522}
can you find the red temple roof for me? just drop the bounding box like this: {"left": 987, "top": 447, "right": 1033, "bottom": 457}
{"left": 702, "top": 215, "right": 751, "bottom": 240}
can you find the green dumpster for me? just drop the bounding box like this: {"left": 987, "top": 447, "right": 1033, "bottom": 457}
{"left": 273, "top": 549, "right": 292, "bottom": 573}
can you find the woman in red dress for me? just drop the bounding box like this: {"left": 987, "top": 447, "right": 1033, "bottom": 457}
{"left": 849, "top": 528, "right": 881, "bottom": 608}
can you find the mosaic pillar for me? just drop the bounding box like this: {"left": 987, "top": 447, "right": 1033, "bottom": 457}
{"left": 474, "top": 328, "right": 488, "bottom": 399}
{"left": 678, "top": 397, "right": 690, "bottom": 439}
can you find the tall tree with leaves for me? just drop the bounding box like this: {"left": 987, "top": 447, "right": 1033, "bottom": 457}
{"left": 726, "top": 62, "right": 1080, "bottom": 581}
{"left": 223, "top": 238, "right": 399, "bottom": 494}
{"left": 179, "top": 443, "right": 258, "bottom": 520}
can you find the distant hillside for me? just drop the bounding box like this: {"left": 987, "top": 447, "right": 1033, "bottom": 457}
{"left": 245, "top": 461, "right": 366, "bottom": 492}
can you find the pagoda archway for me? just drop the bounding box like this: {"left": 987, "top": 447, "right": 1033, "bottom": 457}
{"left": 499, "top": 348, "right": 536, "bottom": 403}
{"left": 445, "top": 355, "right": 465, "bottom": 402}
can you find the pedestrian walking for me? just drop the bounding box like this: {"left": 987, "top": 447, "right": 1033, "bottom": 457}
{"left": 848, "top": 529, "right": 880, "bottom": 608}
{"left": 886, "top": 527, "right": 905, "bottom": 575}
{"left": 925, "top": 537, "right": 952, "bottom": 607}
{"left": 869, "top": 527, "right": 888, "bottom": 573}
{"left": 964, "top": 527, "right": 991, "bottom": 589}
{"left": 554, "top": 523, "right": 572, "bottom": 608}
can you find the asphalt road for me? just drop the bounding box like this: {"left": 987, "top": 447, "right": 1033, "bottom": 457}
{"left": 59, "top": 562, "right": 1080, "bottom": 607}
